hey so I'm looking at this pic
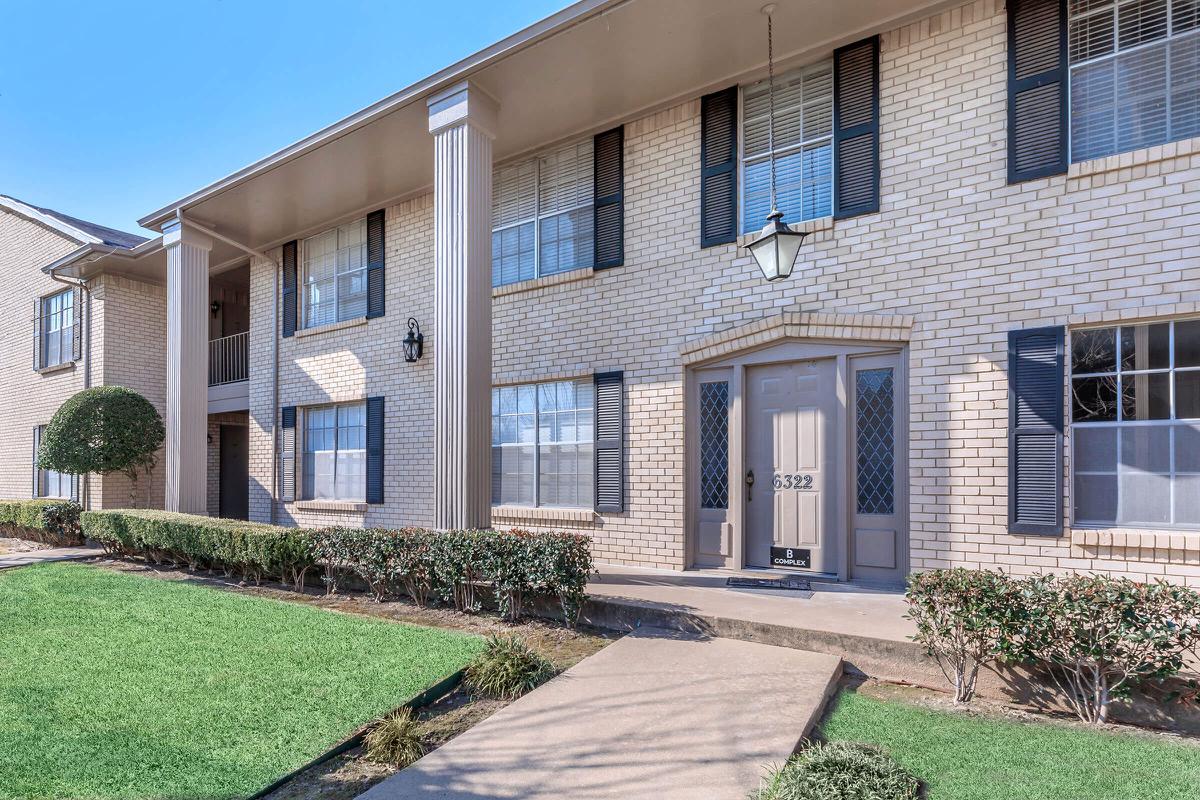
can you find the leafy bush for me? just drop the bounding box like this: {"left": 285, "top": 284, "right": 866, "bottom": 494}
{"left": 905, "top": 568, "right": 1016, "bottom": 703}
{"left": 751, "top": 742, "right": 920, "bottom": 800}
{"left": 1005, "top": 574, "right": 1200, "bottom": 724}
{"left": 0, "top": 499, "right": 83, "bottom": 546}
{"left": 309, "top": 527, "right": 593, "bottom": 623}
{"left": 38, "top": 387, "right": 165, "bottom": 507}
{"left": 82, "top": 510, "right": 315, "bottom": 587}
{"left": 464, "top": 634, "right": 555, "bottom": 700}
{"left": 363, "top": 707, "right": 425, "bottom": 767}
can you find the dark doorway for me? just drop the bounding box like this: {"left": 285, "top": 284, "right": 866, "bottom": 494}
{"left": 219, "top": 425, "right": 249, "bottom": 520}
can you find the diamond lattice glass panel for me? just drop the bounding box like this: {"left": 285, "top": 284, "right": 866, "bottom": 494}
{"left": 856, "top": 368, "right": 895, "bottom": 515}
{"left": 699, "top": 382, "right": 729, "bottom": 510}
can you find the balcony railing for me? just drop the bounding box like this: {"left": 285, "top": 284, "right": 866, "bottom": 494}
{"left": 209, "top": 331, "right": 248, "bottom": 386}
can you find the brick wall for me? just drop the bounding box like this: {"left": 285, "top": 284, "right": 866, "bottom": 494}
{"left": 243, "top": 0, "right": 1200, "bottom": 581}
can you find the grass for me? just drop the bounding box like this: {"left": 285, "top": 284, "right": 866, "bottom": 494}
{"left": 0, "top": 562, "right": 484, "bottom": 800}
{"left": 819, "top": 689, "right": 1200, "bottom": 800}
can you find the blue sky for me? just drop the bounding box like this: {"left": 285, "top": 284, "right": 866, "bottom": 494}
{"left": 0, "top": 1, "right": 567, "bottom": 237}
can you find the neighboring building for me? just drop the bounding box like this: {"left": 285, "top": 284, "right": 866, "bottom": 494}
{"left": 34, "top": 0, "right": 1200, "bottom": 584}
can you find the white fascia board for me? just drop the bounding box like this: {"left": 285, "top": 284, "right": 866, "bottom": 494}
{"left": 0, "top": 195, "right": 102, "bottom": 246}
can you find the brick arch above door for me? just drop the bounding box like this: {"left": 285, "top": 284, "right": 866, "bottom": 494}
{"left": 680, "top": 310, "right": 914, "bottom": 367}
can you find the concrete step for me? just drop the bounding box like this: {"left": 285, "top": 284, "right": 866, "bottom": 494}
{"left": 359, "top": 628, "right": 842, "bottom": 800}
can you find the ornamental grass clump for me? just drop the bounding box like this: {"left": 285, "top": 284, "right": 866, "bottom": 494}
{"left": 751, "top": 742, "right": 920, "bottom": 800}
{"left": 905, "top": 568, "right": 1017, "bottom": 703}
{"left": 1005, "top": 574, "right": 1200, "bottom": 725}
{"left": 363, "top": 707, "right": 425, "bottom": 768}
{"left": 464, "top": 634, "right": 555, "bottom": 700}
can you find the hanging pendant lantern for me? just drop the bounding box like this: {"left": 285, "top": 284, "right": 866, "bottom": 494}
{"left": 749, "top": 4, "right": 808, "bottom": 282}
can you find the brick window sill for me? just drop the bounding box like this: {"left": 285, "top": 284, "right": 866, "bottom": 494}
{"left": 1071, "top": 527, "right": 1200, "bottom": 555}
{"left": 492, "top": 505, "right": 596, "bottom": 525}
{"left": 37, "top": 360, "right": 76, "bottom": 376}
{"left": 293, "top": 500, "right": 368, "bottom": 513}
{"left": 492, "top": 267, "right": 594, "bottom": 298}
{"left": 1068, "top": 136, "right": 1200, "bottom": 180}
{"left": 295, "top": 316, "right": 368, "bottom": 339}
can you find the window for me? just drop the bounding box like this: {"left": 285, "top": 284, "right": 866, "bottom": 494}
{"left": 40, "top": 289, "right": 75, "bottom": 368}
{"left": 699, "top": 382, "right": 729, "bottom": 510}
{"left": 1070, "top": 319, "right": 1200, "bottom": 527}
{"left": 35, "top": 426, "right": 71, "bottom": 499}
{"left": 492, "top": 380, "right": 594, "bottom": 508}
{"left": 491, "top": 139, "right": 594, "bottom": 287}
{"left": 302, "top": 402, "right": 366, "bottom": 501}
{"left": 741, "top": 61, "right": 834, "bottom": 234}
{"left": 1069, "top": 0, "right": 1200, "bottom": 162}
{"left": 301, "top": 219, "right": 368, "bottom": 328}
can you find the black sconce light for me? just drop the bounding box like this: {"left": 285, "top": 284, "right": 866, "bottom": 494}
{"left": 210, "top": 300, "right": 221, "bottom": 317}
{"left": 402, "top": 317, "right": 424, "bottom": 363}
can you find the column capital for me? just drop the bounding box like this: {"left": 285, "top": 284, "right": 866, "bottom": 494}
{"left": 427, "top": 80, "right": 499, "bottom": 139}
{"left": 163, "top": 219, "right": 213, "bottom": 251}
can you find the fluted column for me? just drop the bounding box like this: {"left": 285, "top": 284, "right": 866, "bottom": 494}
{"left": 428, "top": 81, "right": 497, "bottom": 530}
{"left": 163, "top": 219, "right": 211, "bottom": 514}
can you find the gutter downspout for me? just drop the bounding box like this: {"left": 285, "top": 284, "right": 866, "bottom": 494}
{"left": 178, "top": 215, "right": 282, "bottom": 523}
{"left": 48, "top": 261, "right": 97, "bottom": 510}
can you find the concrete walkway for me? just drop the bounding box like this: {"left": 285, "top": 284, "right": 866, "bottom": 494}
{"left": 0, "top": 545, "right": 99, "bottom": 570}
{"left": 360, "top": 628, "right": 841, "bottom": 800}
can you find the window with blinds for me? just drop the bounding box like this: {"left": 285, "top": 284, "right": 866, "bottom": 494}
{"left": 492, "top": 139, "right": 594, "bottom": 287}
{"left": 1069, "top": 0, "right": 1200, "bottom": 162}
{"left": 301, "top": 218, "right": 368, "bottom": 328}
{"left": 741, "top": 61, "right": 834, "bottom": 234}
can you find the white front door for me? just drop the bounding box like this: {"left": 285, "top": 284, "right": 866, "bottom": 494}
{"left": 744, "top": 359, "right": 840, "bottom": 573}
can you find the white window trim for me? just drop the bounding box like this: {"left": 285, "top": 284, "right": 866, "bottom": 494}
{"left": 299, "top": 219, "right": 368, "bottom": 330}
{"left": 300, "top": 402, "right": 367, "bottom": 503}
{"left": 1069, "top": 319, "right": 1200, "bottom": 530}
{"left": 737, "top": 60, "right": 835, "bottom": 236}
{"left": 40, "top": 289, "right": 75, "bottom": 369}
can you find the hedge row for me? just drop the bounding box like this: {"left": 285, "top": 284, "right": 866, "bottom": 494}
{"left": 82, "top": 510, "right": 314, "bottom": 587}
{"left": 0, "top": 499, "right": 83, "bottom": 547}
{"left": 311, "top": 527, "right": 593, "bottom": 624}
{"left": 906, "top": 568, "right": 1200, "bottom": 724}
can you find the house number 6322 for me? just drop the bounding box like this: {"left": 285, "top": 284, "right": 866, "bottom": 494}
{"left": 773, "top": 473, "right": 814, "bottom": 490}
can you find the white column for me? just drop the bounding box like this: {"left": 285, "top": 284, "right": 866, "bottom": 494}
{"left": 163, "top": 220, "right": 211, "bottom": 514}
{"left": 428, "top": 81, "right": 498, "bottom": 530}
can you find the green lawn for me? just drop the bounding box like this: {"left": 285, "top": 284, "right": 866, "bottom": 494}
{"left": 820, "top": 689, "right": 1200, "bottom": 800}
{"left": 0, "top": 562, "right": 483, "bottom": 800}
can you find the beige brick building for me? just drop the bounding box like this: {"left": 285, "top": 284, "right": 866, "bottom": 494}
{"left": 28, "top": 0, "right": 1200, "bottom": 585}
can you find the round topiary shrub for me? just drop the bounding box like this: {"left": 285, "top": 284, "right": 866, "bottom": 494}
{"left": 464, "top": 634, "right": 555, "bottom": 700}
{"left": 38, "top": 386, "right": 165, "bottom": 506}
{"left": 752, "top": 742, "right": 920, "bottom": 800}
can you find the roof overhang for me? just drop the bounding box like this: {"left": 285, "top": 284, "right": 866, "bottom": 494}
{"left": 41, "top": 238, "right": 167, "bottom": 284}
{"left": 138, "top": 0, "right": 955, "bottom": 251}
{"left": 1, "top": 195, "right": 98, "bottom": 245}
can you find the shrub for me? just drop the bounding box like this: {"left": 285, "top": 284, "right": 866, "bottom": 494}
{"left": 363, "top": 707, "right": 425, "bottom": 767}
{"left": 905, "top": 568, "right": 1016, "bottom": 703}
{"left": 464, "top": 634, "right": 555, "bottom": 700}
{"left": 1005, "top": 573, "right": 1200, "bottom": 724}
{"left": 752, "top": 742, "right": 920, "bottom": 800}
{"left": 0, "top": 499, "right": 83, "bottom": 546}
{"left": 38, "top": 387, "right": 165, "bottom": 507}
{"left": 82, "top": 510, "right": 315, "bottom": 587}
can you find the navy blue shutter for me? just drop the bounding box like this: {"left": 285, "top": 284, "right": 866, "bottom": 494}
{"left": 366, "top": 396, "right": 385, "bottom": 504}
{"left": 280, "top": 406, "right": 297, "bottom": 502}
{"left": 593, "top": 127, "right": 624, "bottom": 269}
{"left": 1007, "top": 0, "right": 1068, "bottom": 183}
{"left": 366, "top": 209, "right": 386, "bottom": 318}
{"left": 833, "top": 35, "right": 881, "bottom": 218}
{"left": 1008, "top": 327, "right": 1064, "bottom": 535}
{"left": 32, "top": 298, "right": 42, "bottom": 371}
{"left": 594, "top": 371, "right": 624, "bottom": 513}
{"left": 31, "top": 426, "right": 40, "bottom": 497}
{"left": 700, "top": 87, "right": 738, "bottom": 247}
{"left": 281, "top": 241, "right": 298, "bottom": 338}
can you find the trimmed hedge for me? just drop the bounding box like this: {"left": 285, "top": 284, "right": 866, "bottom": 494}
{"left": 81, "top": 510, "right": 315, "bottom": 587}
{"left": 0, "top": 499, "right": 83, "bottom": 547}
{"left": 310, "top": 527, "right": 594, "bottom": 625}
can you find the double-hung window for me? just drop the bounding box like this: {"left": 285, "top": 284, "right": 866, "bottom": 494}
{"left": 1069, "top": 0, "right": 1200, "bottom": 162}
{"left": 491, "top": 139, "right": 594, "bottom": 287}
{"left": 741, "top": 61, "right": 834, "bottom": 234}
{"left": 302, "top": 402, "right": 366, "bottom": 502}
{"left": 40, "top": 289, "right": 74, "bottom": 368}
{"left": 34, "top": 426, "right": 70, "bottom": 499}
{"left": 492, "top": 380, "right": 594, "bottom": 508}
{"left": 301, "top": 219, "right": 368, "bottom": 328}
{"left": 1070, "top": 319, "right": 1200, "bottom": 528}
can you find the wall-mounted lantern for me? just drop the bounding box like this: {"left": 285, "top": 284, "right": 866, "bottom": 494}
{"left": 403, "top": 317, "right": 424, "bottom": 363}
{"left": 210, "top": 300, "right": 222, "bottom": 317}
